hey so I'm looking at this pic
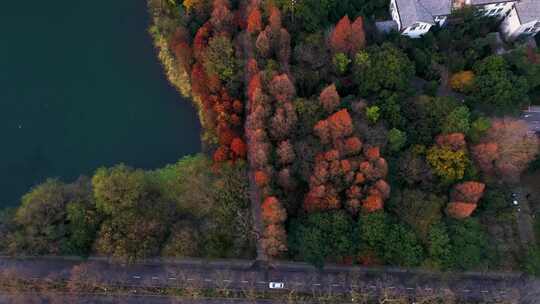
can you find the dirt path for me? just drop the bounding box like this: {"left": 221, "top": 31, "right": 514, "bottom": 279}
{"left": 240, "top": 27, "right": 267, "bottom": 262}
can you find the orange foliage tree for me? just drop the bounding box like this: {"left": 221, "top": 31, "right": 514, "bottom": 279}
{"left": 319, "top": 84, "right": 340, "bottom": 113}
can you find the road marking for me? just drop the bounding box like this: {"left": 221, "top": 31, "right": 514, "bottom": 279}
{"left": 151, "top": 277, "right": 159, "bottom": 280}
{"left": 313, "top": 283, "right": 321, "bottom": 286}
{"left": 388, "top": 286, "right": 395, "bottom": 289}
{"left": 204, "top": 279, "right": 212, "bottom": 282}
{"left": 463, "top": 289, "right": 470, "bottom": 293}
{"left": 223, "top": 280, "right": 232, "bottom": 282}
{"left": 481, "top": 290, "right": 489, "bottom": 293}
{"left": 425, "top": 288, "right": 432, "bottom": 291}
{"left": 241, "top": 280, "right": 249, "bottom": 283}
{"left": 406, "top": 287, "right": 414, "bottom": 290}
{"left": 133, "top": 276, "right": 141, "bottom": 279}
{"left": 168, "top": 277, "right": 176, "bottom": 280}
{"left": 332, "top": 284, "right": 340, "bottom": 287}
{"left": 187, "top": 278, "right": 194, "bottom": 281}
{"left": 257, "top": 281, "right": 266, "bottom": 284}
{"left": 368, "top": 285, "right": 377, "bottom": 289}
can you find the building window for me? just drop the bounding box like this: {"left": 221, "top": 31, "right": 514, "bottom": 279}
{"left": 495, "top": 8, "right": 503, "bottom": 14}
{"left": 489, "top": 9, "right": 496, "bottom": 14}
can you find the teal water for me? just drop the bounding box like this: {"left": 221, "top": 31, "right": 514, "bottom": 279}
{"left": 0, "top": 1, "right": 200, "bottom": 206}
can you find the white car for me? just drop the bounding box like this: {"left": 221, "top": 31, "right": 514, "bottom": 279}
{"left": 269, "top": 282, "right": 285, "bottom": 289}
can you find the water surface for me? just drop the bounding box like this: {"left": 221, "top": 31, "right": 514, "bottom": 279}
{"left": 0, "top": 1, "right": 200, "bottom": 206}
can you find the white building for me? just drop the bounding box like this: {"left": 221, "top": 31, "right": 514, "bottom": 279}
{"left": 500, "top": 0, "right": 540, "bottom": 41}
{"left": 390, "top": 0, "right": 520, "bottom": 38}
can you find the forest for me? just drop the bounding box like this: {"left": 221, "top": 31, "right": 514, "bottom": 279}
{"left": 1, "top": 0, "right": 539, "bottom": 275}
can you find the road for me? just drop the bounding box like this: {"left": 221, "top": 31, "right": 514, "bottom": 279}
{"left": 0, "top": 293, "right": 276, "bottom": 304}
{"left": 522, "top": 107, "right": 540, "bottom": 134}
{"left": 0, "top": 257, "right": 538, "bottom": 303}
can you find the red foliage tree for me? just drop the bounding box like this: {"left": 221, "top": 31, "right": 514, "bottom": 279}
{"left": 330, "top": 16, "right": 352, "bottom": 55}
{"left": 193, "top": 22, "right": 212, "bottom": 61}
{"left": 247, "top": 8, "right": 262, "bottom": 34}
{"left": 362, "top": 195, "right": 383, "bottom": 213}
{"left": 446, "top": 202, "right": 477, "bottom": 219}
{"left": 210, "top": 0, "right": 233, "bottom": 32}
{"left": 473, "top": 118, "right": 538, "bottom": 182}
{"left": 472, "top": 142, "right": 499, "bottom": 175}
{"left": 230, "top": 137, "right": 247, "bottom": 158}
{"left": 254, "top": 170, "right": 269, "bottom": 187}
{"left": 269, "top": 6, "right": 282, "bottom": 34}
{"left": 255, "top": 30, "right": 271, "bottom": 58}
{"left": 451, "top": 181, "right": 485, "bottom": 204}
{"left": 269, "top": 74, "right": 295, "bottom": 103}
{"left": 213, "top": 146, "right": 229, "bottom": 163}
{"left": 345, "top": 137, "right": 362, "bottom": 155}
{"left": 261, "top": 196, "right": 287, "bottom": 225}
{"left": 364, "top": 147, "right": 380, "bottom": 161}
{"left": 276, "top": 140, "right": 295, "bottom": 165}
{"left": 261, "top": 224, "right": 287, "bottom": 257}
{"left": 350, "top": 16, "right": 366, "bottom": 55}
{"left": 319, "top": 84, "right": 340, "bottom": 113}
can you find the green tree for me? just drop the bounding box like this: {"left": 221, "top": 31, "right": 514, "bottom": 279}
{"left": 390, "top": 189, "right": 444, "bottom": 240}
{"left": 366, "top": 105, "right": 380, "bottom": 124}
{"left": 447, "top": 219, "right": 488, "bottom": 270}
{"left": 203, "top": 35, "right": 235, "bottom": 81}
{"left": 63, "top": 201, "right": 100, "bottom": 255}
{"left": 404, "top": 95, "right": 459, "bottom": 144}
{"left": 383, "top": 222, "right": 424, "bottom": 267}
{"left": 333, "top": 52, "right": 351, "bottom": 74}
{"left": 442, "top": 106, "right": 470, "bottom": 134}
{"left": 289, "top": 211, "right": 355, "bottom": 267}
{"left": 388, "top": 128, "right": 407, "bottom": 152}
{"left": 92, "top": 164, "right": 148, "bottom": 216}
{"left": 470, "top": 55, "right": 529, "bottom": 114}
{"left": 358, "top": 211, "right": 387, "bottom": 252}
{"left": 468, "top": 116, "right": 491, "bottom": 143}
{"left": 11, "top": 179, "right": 68, "bottom": 255}
{"left": 426, "top": 224, "right": 452, "bottom": 270}
{"left": 354, "top": 43, "right": 415, "bottom": 96}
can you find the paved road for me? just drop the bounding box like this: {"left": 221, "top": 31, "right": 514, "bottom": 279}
{"left": 0, "top": 293, "right": 277, "bottom": 304}
{"left": 522, "top": 107, "right": 540, "bottom": 134}
{"left": 0, "top": 257, "right": 538, "bottom": 303}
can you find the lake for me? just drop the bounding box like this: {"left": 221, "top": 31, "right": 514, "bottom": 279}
{"left": 0, "top": 1, "right": 201, "bottom": 206}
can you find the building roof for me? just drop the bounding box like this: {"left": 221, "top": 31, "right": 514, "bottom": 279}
{"left": 470, "top": 0, "right": 514, "bottom": 5}
{"left": 420, "top": 0, "right": 452, "bottom": 16}
{"left": 395, "top": 0, "right": 452, "bottom": 28}
{"left": 515, "top": 0, "right": 540, "bottom": 24}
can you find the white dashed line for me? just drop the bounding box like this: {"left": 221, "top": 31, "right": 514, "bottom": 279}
{"left": 204, "top": 279, "right": 212, "bottom": 282}
{"left": 223, "top": 280, "right": 232, "bottom": 282}
{"left": 368, "top": 285, "right": 377, "bottom": 289}
{"left": 388, "top": 286, "right": 395, "bottom": 289}
{"left": 406, "top": 287, "right": 414, "bottom": 290}
{"left": 168, "top": 277, "right": 176, "bottom": 280}
{"left": 133, "top": 276, "right": 141, "bottom": 279}
{"left": 481, "top": 290, "right": 489, "bottom": 293}
{"left": 463, "top": 289, "right": 471, "bottom": 293}
{"left": 313, "top": 283, "right": 321, "bottom": 286}
{"left": 257, "top": 281, "right": 266, "bottom": 284}
{"left": 241, "top": 280, "right": 249, "bottom": 283}
{"left": 151, "top": 277, "right": 159, "bottom": 280}
{"left": 332, "top": 284, "right": 340, "bottom": 287}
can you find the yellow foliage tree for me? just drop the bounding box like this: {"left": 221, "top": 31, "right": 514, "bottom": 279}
{"left": 426, "top": 146, "right": 468, "bottom": 182}
{"left": 450, "top": 71, "right": 475, "bottom": 93}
